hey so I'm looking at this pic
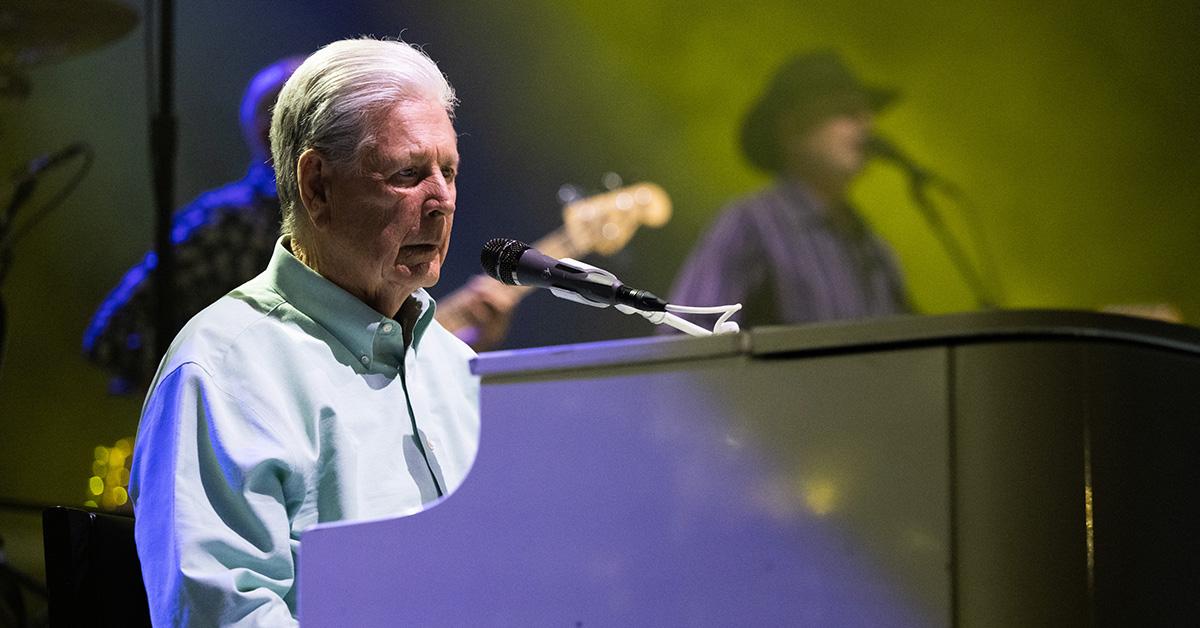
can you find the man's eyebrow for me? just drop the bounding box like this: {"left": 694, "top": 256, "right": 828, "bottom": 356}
{"left": 363, "top": 145, "right": 416, "bottom": 168}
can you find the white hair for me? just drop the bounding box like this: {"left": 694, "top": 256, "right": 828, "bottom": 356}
{"left": 270, "top": 37, "right": 458, "bottom": 240}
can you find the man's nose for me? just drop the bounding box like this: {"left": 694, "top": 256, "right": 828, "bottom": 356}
{"left": 424, "top": 170, "right": 455, "bottom": 217}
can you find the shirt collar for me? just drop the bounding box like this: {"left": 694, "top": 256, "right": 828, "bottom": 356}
{"left": 776, "top": 178, "right": 860, "bottom": 232}
{"left": 265, "top": 237, "right": 437, "bottom": 371}
{"left": 776, "top": 178, "right": 827, "bottom": 216}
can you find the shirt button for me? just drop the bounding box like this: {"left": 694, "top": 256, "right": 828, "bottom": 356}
{"left": 360, "top": 355, "right": 369, "bottom": 365}
{"left": 382, "top": 323, "right": 394, "bottom": 334}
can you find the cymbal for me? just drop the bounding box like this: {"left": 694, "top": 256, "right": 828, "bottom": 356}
{"left": 0, "top": 0, "right": 138, "bottom": 68}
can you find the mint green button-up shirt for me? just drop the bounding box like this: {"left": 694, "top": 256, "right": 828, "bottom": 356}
{"left": 129, "top": 238, "right": 480, "bottom": 626}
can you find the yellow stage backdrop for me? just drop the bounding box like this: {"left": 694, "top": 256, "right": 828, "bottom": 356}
{"left": 0, "top": 0, "right": 1196, "bottom": 596}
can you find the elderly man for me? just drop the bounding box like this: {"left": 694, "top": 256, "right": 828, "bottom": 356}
{"left": 669, "top": 51, "right": 910, "bottom": 327}
{"left": 129, "top": 38, "right": 478, "bottom": 626}
{"left": 86, "top": 53, "right": 519, "bottom": 397}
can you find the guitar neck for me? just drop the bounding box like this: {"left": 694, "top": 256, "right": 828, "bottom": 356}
{"left": 434, "top": 226, "right": 590, "bottom": 335}
{"left": 433, "top": 181, "right": 671, "bottom": 342}
{"left": 529, "top": 226, "right": 582, "bottom": 260}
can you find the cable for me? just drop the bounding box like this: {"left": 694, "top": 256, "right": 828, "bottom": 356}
{"left": 4, "top": 146, "right": 95, "bottom": 248}
{"left": 930, "top": 179, "right": 1006, "bottom": 307}
{"left": 665, "top": 303, "right": 742, "bottom": 334}
{"left": 872, "top": 135, "right": 1006, "bottom": 308}
{"left": 909, "top": 178, "right": 997, "bottom": 310}
{"left": 616, "top": 302, "right": 743, "bottom": 336}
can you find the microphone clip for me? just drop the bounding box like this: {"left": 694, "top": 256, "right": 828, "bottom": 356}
{"left": 545, "top": 258, "right": 618, "bottom": 309}
{"left": 542, "top": 258, "right": 742, "bottom": 337}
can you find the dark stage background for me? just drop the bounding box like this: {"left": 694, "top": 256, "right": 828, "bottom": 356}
{"left": 1, "top": 0, "right": 1198, "bottom": 612}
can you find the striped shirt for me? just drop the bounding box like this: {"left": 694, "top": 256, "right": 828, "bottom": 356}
{"left": 668, "top": 180, "right": 910, "bottom": 328}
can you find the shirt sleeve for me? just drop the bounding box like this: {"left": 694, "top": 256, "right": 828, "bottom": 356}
{"left": 666, "top": 203, "right": 766, "bottom": 327}
{"left": 130, "top": 362, "right": 302, "bottom": 627}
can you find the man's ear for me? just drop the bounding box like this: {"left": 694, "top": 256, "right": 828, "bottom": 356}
{"left": 297, "top": 148, "right": 332, "bottom": 229}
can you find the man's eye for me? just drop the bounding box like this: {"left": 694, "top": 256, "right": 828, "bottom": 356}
{"left": 441, "top": 167, "right": 456, "bottom": 181}
{"left": 389, "top": 168, "right": 417, "bottom": 183}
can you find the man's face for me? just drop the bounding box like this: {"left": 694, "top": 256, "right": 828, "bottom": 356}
{"left": 801, "top": 110, "right": 874, "bottom": 176}
{"left": 309, "top": 99, "right": 458, "bottom": 315}
{"left": 782, "top": 105, "right": 874, "bottom": 183}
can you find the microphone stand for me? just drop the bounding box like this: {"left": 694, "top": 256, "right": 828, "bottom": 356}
{"left": 0, "top": 185, "right": 23, "bottom": 374}
{"left": 150, "top": 0, "right": 178, "bottom": 364}
{"left": 0, "top": 274, "right": 6, "bottom": 376}
{"left": 904, "top": 169, "right": 999, "bottom": 310}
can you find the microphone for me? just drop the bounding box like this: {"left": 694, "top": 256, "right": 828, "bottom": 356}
{"left": 866, "top": 135, "right": 934, "bottom": 183}
{"left": 480, "top": 238, "right": 667, "bottom": 312}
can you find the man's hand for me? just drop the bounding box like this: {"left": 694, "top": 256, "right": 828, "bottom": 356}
{"left": 436, "top": 275, "right": 524, "bottom": 351}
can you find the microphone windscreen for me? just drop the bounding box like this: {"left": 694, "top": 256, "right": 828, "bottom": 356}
{"left": 480, "top": 238, "right": 531, "bottom": 284}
